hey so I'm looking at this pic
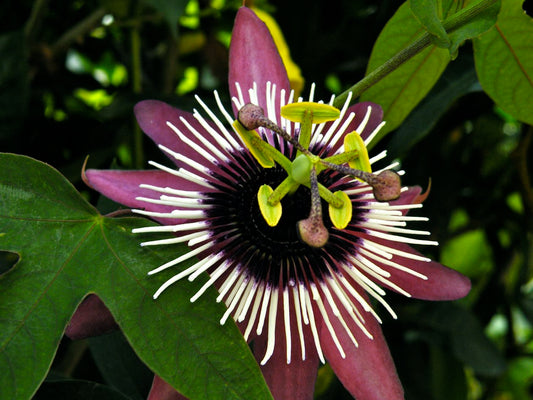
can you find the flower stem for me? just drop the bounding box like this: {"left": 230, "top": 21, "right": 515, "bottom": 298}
{"left": 333, "top": 0, "right": 499, "bottom": 107}
{"left": 131, "top": 2, "right": 144, "bottom": 169}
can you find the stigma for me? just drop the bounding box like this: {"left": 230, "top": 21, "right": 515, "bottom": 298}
{"left": 235, "top": 100, "right": 401, "bottom": 247}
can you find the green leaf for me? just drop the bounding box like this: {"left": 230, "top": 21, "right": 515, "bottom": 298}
{"left": 0, "top": 153, "right": 272, "bottom": 400}
{"left": 360, "top": 2, "right": 450, "bottom": 143}
{"left": 410, "top": 0, "right": 451, "bottom": 48}
{"left": 473, "top": 0, "right": 533, "bottom": 125}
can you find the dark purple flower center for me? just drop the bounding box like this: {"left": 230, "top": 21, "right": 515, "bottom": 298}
{"left": 204, "top": 147, "right": 366, "bottom": 287}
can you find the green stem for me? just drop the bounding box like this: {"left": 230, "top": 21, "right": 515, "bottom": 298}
{"left": 333, "top": 0, "right": 498, "bottom": 107}
{"left": 317, "top": 150, "right": 359, "bottom": 173}
{"left": 50, "top": 7, "right": 107, "bottom": 55}
{"left": 131, "top": 3, "right": 144, "bottom": 169}
{"left": 268, "top": 177, "right": 299, "bottom": 205}
{"left": 318, "top": 183, "right": 344, "bottom": 208}
{"left": 24, "top": 0, "right": 49, "bottom": 41}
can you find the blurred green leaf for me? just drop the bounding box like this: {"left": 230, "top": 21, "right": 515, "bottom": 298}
{"left": 144, "top": 0, "right": 190, "bottom": 37}
{"left": 410, "top": 0, "right": 451, "bottom": 48}
{"left": 0, "top": 30, "right": 29, "bottom": 140}
{"left": 429, "top": 345, "right": 467, "bottom": 400}
{"left": 74, "top": 89, "right": 115, "bottom": 111}
{"left": 494, "top": 357, "right": 533, "bottom": 400}
{"left": 34, "top": 379, "right": 131, "bottom": 400}
{"left": 441, "top": 229, "right": 494, "bottom": 278}
{"left": 416, "top": 303, "right": 506, "bottom": 376}
{"left": 89, "top": 331, "right": 153, "bottom": 400}
{"left": 360, "top": 2, "right": 450, "bottom": 142}
{"left": 473, "top": 0, "right": 533, "bottom": 125}
{"left": 387, "top": 54, "right": 480, "bottom": 158}
{"left": 0, "top": 153, "right": 272, "bottom": 400}
{"left": 66, "top": 49, "right": 94, "bottom": 74}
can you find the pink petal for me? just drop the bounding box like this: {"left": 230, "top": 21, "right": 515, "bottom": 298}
{"left": 252, "top": 308, "right": 319, "bottom": 400}
{"left": 357, "top": 233, "right": 471, "bottom": 300}
{"left": 65, "top": 295, "right": 118, "bottom": 340}
{"left": 147, "top": 375, "right": 188, "bottom": 400}
{"left": 345, "top": 102, "right": 384, "bottom": 142}
{"left": 319, "top": 289, "right": 404, "bottom": 400}
{"left": 391, "top": 185, "right": 431, "bottom": 213}
{"left": 85, "top": 169, "right": 202, "bottom": 225}
{"left": 229, "top": 7, "right": 290, "bottom": 117}
{"left": 134, "top": 100, "right": 223, "bottom": 168}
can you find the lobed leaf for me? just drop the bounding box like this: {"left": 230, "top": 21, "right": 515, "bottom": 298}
{"left": 0, "top": 153, "right": 272, "bottom": 400}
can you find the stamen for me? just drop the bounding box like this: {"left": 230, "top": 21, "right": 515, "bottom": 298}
{"left": 238, "top": 103, "right": 311, "bottom": 156}
{"left": 297, "top": 166, "right": 329, "bottom": 248}
{"left": 322, "top": 161, "right": 402, "bottom": 202}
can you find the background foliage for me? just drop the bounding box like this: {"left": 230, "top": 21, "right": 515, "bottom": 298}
{"left": 1, "top": 0, "right": 532, "bottom": 399}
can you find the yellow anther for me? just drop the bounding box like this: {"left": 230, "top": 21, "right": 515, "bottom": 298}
{"left": 344, "top": 132, "right": 371, "bottom": 177}
{"left": 257, "top": 185, "right": 282, "bottom": 226}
